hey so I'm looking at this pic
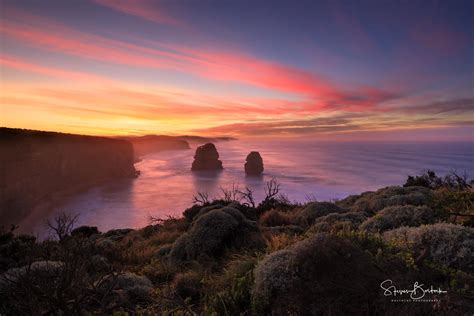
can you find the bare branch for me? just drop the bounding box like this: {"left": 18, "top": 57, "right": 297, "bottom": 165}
{"left": 219, "top": 183, "right": 241, "bottom": 203}
{"left": 240, "top": 186, "right": 256, "bottom": 208}
{"left": 192, "top": 191, "right": 210, "bottom": 205}
{"left": 264, "top": 178, "right": 281, "bottom": 201}
{"left": 46, "top": 212, "right": 78, "bottom": 241}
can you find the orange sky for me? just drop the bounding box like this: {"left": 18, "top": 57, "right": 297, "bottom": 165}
{"left": 1, "top": 1, "right": 472, "bottom": 140}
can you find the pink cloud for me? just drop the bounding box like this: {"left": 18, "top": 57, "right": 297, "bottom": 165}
{"left": 93, "top": 0, "right": 185, "bottom": 27}
{"left": 1, "top": 10, "right": 401, "bottom": 114}
{"left": 0, "top": 55, "right": 110, "bottom": 82}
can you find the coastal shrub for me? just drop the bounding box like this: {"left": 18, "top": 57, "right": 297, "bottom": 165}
{"left": 71, "top": 225, "right": 100, "bottom": 238}
{"left": 204, "top": 255, "right": 257, "bottom": 315}
{"left": 431, "top": 189, "right": 474, "bottom": 225}
{"left": 116, "top": 273, "right": 154, "bottom": 303}
{"left": 262, "top": 231, "right": 304, "bottom": 253}
{"left": 404, "top": 170, "right": 472, "bottom": 191}
{"left": 252, "top": 234, "right": 382, "bottom": 315}
{"left": 384, "top": 223, "right": 474, "bottom": 271}
{"left": 340, "top": 186, "right": 433, "bottom": 214}
{"left": 310, "top": 211, "right": 368, "bottom": 233}
{"left": 172, "top": 271, "right": 202, "bottom": 302}
{"left": 360, "top": 205, "right": 436, "bottom": 233}
{"left": 184, "top": 203, "right": 223, "bottom": 222}
{"left": 141, "top": 259, "right": 179, "bottom": 285}
{"left": 259, "top": 209, "right": 293, "bottom": 227}
{"left": 0, "top": 260, "right": 91, "bottom": 314}
{"left": 168, "top": 207, "right": 264, "bottom": 263}
{"left": 296, "top": 201, "right": 345, "bottom": 226}
{"left": 0, "top": 228, "right": 37, "bottom": 272}
{"left": 262, "top": 225, "right": 304, "bottom": 235}
{"left": 194, "top": 203, "right": 227, "bottom": 220}
{"left": 103, "top": 228, "right": 134, "bottom": 241}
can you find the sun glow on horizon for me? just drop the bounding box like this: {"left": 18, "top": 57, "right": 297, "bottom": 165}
{"left": 1, "top": 1, "right": 472, "bottom": 140}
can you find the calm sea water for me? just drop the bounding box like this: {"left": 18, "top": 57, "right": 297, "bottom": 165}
{"left": 21, "top": 139, "right": 473, "bottom": 236}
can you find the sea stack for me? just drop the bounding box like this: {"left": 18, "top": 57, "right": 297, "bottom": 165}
{"left": 245, "top": 151, "right": 264, "bottom": 175}
{"left": 191, "top": 143, "right": 223, "bottom": 171}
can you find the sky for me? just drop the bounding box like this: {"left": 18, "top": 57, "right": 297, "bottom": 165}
{"left": 1, "top": 0, "right": 473, "bottom": 140}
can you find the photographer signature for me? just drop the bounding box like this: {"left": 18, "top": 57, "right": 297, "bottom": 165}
{"left": 380, "top": 279, "right": 447, "bottom": 300}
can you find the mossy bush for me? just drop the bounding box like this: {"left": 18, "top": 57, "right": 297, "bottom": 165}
{"left": 310, "top": 211, "right": 367, "bottom": 233}
{"left": 338, "top": 186, "right": 433, "bottom": 214}
{"left": 115, "top": 272, "right": 154, "bottom": 303}
{"left": 203, "top": 255, "right": 257, "bottom": 315}
{"left": 252, "top": 234, "right": 382, "bottom": 315}
{"left": 384, "top": 223, "right": 474, "bottom": 272}
{"left": 259, "top": 209, "right": 293, "bottom": 227}
{"left": 360, "top": 205, "right": 436, "bottom": 233}
{"left": 172, "top": 271, "right": 202, "bottom": 302}
{"left": 168, "top": 207, "right": 264, "bottom": 263}
{"left": 296, "top": 201, "right": 345, "bottom": 226}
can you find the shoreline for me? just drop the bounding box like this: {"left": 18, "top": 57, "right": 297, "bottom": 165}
{"left": 16, "top": 175, "right": 137, "bottom": 235}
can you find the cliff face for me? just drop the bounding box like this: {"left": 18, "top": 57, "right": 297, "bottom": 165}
{"left": 123, "top": 135, "right": 190, "bottom": 160}
{"left": 0, "top": 128, "right": 136, "bottom": 225}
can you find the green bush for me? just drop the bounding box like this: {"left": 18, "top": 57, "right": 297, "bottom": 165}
{"left": 259, "top": 209, "right": 293, "bottom": 227}
{"left": 310, "top": 212, "right": 367, "bottom": 233}
{"left": 384, "top": 223, "right": 474, "bottom": 272}
{"left": 296, "top": 201, "right": 345, "bottom": 226}
{"left": 339, "top": 186, "right": 433, "bottom": 214}
{"left": 169, "top": 207, "right": 264, "bottom": 263}
{"left": 252, "top": 234, "right": 382, "bottom": 315}
{"left": 172, "top": 271, "right": 202, "bottom": 302}
{"left": 360, "top": 205, "right": 436, "bottom": 232}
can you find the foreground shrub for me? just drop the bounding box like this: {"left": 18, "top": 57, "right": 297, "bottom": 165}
{"left": 204, "top": 255, "right": 257, "bottom": 315}
{"left": 431, "top": 189, "right": 474, "bottom": 226}
{"left": 310, "top": 211, "right": 368, "bottom": 233}
{"left": 71, "top": 225, "right": 100, "bottom": 238}
{"left": 252, "top": 234, "right": 381, "bottom": 315}
{"left": 339, "top": 186, "right": 433, "bottom": 214}
{"left": 259, "top": 209, "right": 293, "bottom": 227}
{"left": 169, "top": 207, "right": 264, "bottom": 263}
{"left": 296, "top": 201, "right": 345, "bottom": 226}
{"left": 115, "top": 272, "right": 154, "bottom": 303}
{"left": 0, "top": 226, "right": 37, "bottom": 272}
{"left": 384, "top": 223, "right": 474, "bottom": 272}
{"left": 360, "top": 205, "right": 436, "bottom": 233}
{"left": 404, "top": 170, "right": 472, "bottom": 191}
{"left": 172, "top": 271, "right": 202, "bottom": 302}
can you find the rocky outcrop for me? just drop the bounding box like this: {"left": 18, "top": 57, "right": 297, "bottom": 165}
{"left": 0, "top": 128, "right": 137, "bottom": 225}
{"left": 191, "top": 143, "right": 223, "bottom": 171}
{"left": 244, "top": 151, "right": 264, "bottom": 175}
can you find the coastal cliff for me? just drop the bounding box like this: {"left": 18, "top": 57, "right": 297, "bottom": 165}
{"left": 123, "top": 135, "right": 190, "bottom": 160}
{"left": 0, "top": 128, "right": 137, "bottom": 225}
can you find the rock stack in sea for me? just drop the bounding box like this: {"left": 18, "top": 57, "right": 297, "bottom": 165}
{"left": 191, "top": 143, "right": 223, "bottom": 171}
{"left": 245, "top": 151, "right": 264, "bottom": 175}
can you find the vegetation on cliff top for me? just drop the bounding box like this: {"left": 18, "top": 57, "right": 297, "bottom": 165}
{"left": 0, "top": 171, "right": 473, "bottom": 315}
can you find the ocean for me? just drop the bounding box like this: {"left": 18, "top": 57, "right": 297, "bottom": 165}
{"left": 20, "top": 139, "right": 473, "bottom": 237}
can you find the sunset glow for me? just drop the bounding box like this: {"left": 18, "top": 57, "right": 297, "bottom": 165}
{"left": 1, "top": 1, "right": 472, "bottom": 139}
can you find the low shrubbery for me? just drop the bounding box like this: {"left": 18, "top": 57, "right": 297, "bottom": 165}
{"left": 259, "top": 209, "right": 293, "bottom": 226}
{"left": 384, "top": 223, "right": 474, "bottom": 272}
{"left": 296, "top": 201, "right": 345, "bottom": 226}
{"left": 168, "top": 207, "right": 264, "bottom": 263}
{"left": 253, "top": 234, "right": 382, "bottom": 315}
{"left": 360, "top": 205, "right": 436, "bottom": 232}
{"left": 310, "top": 211, "right": 367, "bottom": 233}
{"left": 404, "top": 169, "right": 472, "bottom": 191}
{"left": 339, "top": 186, "right": 433, "bottom": 214}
